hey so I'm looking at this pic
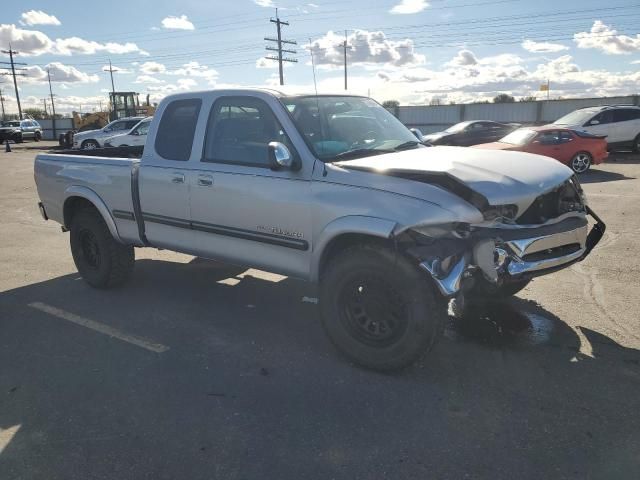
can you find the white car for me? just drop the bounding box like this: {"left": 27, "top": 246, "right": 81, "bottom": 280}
{"left": 104, "top": 117, "right": 152, "bottom": 148}
{"left": 72, "top": 117, "right": 146, "bottom": 150}
{"left": 551, "top": 105, "right": 640, "bottom": 151}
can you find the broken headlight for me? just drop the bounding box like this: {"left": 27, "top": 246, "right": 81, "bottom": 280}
{"left": 482, "top": 204, "right": 518, "bottom": 222}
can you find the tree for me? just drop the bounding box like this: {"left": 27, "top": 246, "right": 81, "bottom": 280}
{"left": 382, "top": 100, "right": 400, "bottom": 109}
{"left": 429, "top": 98, "right": 443, "bottom": 106}
{"left": 519, "top": 96, "right": 538, "bottom": 102}
{"left": 493, "top": 94, "right": 515, "bottom": 103}
{"left": 23, "top": 108, "right": 48, "bottom": 119}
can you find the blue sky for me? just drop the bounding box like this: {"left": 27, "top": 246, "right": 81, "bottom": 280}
{"left": 1, "top": 0, "right": 639, "bottom": 114}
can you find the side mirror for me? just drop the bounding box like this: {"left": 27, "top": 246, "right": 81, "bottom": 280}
{"left": 589, "top": 120, "right": 600, "bottom": 126}
{"left": 131, "top": 130, "right": 140, "bottom": 136}
{"left": 409, "top": 128, "right": 424, "bottom": 140}
{"left": 268, "top": 142, "right": 298, "bottom": 171}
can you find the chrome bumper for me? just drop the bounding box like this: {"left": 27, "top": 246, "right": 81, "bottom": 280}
{"left": 505, "top": 223, "right": 588, "bottom": 275}
{"left": 420, "top": 208, "right": 605, "bottom": 297}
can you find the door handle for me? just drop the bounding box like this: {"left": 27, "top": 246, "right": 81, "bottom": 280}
{"left": 171, "top": 173, "right": 185, "bottom": 184}
{"left": 197, "top": 174, "right": 213, "bottom": 187}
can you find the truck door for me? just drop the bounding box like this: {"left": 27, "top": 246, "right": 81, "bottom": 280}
{"left": 138, "top": 99, "right": 202, "bottom": 252}
{"left": 189, "top": 95, "right": 313, "bottom": 278}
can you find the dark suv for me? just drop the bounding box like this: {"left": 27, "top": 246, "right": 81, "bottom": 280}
{"left": 0, "top": 119, "right": 43, "bottom": 144}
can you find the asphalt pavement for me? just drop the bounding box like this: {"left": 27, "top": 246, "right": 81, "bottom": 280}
{"left": 1, "top": 141, "right": 639, "bottom": 479}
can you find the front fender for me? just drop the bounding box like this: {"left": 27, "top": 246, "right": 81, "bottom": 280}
{"left": 310, "top": 215, "right": 397, "bottom": 282}
{"left": 63, "top": 185, "right": 122, "bottom": 243}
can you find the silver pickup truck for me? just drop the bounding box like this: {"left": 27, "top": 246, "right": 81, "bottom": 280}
{"left": 34, "top": 89, "right": 605, "bottom": 371}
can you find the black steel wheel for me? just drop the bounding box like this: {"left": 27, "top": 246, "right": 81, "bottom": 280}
{"left": 320, "top": 244, "right": 446, "bottom": 371}
{"left": 70, "top": 206, "right": 134, "bottom": 288}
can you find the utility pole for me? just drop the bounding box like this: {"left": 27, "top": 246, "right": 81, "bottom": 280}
{"left": 47, "top": 68, "right": 57, "bottom": 139}
{"left": 264, "top": 9, "right": 297, "bottom": 85}
{"left": 42, "top": 98, "right": 48, "bottom": 117}
{"left": 106, "top": 59, "right": 117, "bottom": 119}
{"left": 343, "top": 30, "right": 348, "bottom": 90}
{"left": 0, "top": 46, "right": 27, "bottom": 118}
{"left": 0, "top": 88, "right": 6, "bottom": 120}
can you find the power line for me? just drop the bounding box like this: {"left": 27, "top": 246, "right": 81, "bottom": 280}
{"left": 265, "top": 9, "right": 298, "bottom": 85}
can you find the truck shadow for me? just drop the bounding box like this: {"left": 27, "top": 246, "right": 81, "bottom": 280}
{"left": 579, "top": 168, "right": 635, "bottom": 184}
{"left": 1, "top": 257, "right": 639, "bottom": 479}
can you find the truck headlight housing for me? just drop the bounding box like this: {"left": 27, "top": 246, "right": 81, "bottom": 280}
{"left": 482, "top": 204, "right": 518, "bottom": 222}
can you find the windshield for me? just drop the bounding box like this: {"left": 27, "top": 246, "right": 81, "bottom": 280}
{"left": 130, "top": 119, "right": 151, "bottom": 135}
{"left": 282, "top": 96, "right": 423, "bottom": 161}
{"left": 554, "top": 109, "right": 598, "bottom": 126}
{"left": 499, "top": 128, "right": 538, "bottom": 145}
{"left": 444, "top": 122, "right": 472, "bottom": 133}
{"left": 1, "top": 121, "right": 20, "bottom": 127}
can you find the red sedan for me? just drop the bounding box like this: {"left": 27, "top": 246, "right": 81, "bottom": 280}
{"left": 473, "top": 126, "right": 608, "bottom": 174}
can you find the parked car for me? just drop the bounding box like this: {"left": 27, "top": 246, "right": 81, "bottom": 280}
{"left": 421, "top": 120, "right": 518, "bottom": 146}
{"left": 473, "top": 127, "right": 608, "bottom": 174}
{"left": 551, "top": 105, "right": 640, "bottom": 152}
{"left": 34, "top": 89, "right": 605, "bottom": 371}
{"left": 72, "top": 116, "right": 146, "bottom": 150}
{"left": 0, "top": 119, "right": 42, "bottom": 143}
{"left": 104, "top": 117, "right": 152, "bottom": 148}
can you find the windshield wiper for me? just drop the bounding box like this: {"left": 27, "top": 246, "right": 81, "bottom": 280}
{"left": 325, "top": 148, "right": 394, "bottom": 162}
{"left": 393, "top": 140, "right": 426, "bottom": 150}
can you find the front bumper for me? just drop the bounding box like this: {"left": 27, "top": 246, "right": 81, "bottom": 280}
{"left": 419, "top": 207, "right": 605, "bottom": 297}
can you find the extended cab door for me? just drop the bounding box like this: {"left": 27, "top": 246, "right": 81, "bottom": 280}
{"left": 189, "top": 95, "right": 313, "bottom": 278}
{"left": 137, "top": 99, "right": 202, "bottom": 252}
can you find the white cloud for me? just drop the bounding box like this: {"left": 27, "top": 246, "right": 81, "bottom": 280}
{"left": 161, "top": 15, "right": 195, "bottom": 30}
{"left": 135, "top": 75, "right": 165, "bottom": 84}
{"left": 390, "top": 0, "right": 429, "bottom": 14}
{"left": 101, "top": 64, "right": 132, "bottom": 74}
{"left": 574, "top": 21, "right": 640, "bottom": 55}
{"left": 308, "top": 30, "right": 425, "bottom": 68}
{"left": 254, "top": 0, "right": 275, "bottom": 7}
{"left": 54, "top": 37, "right": 148, "bottom": 56}
{"left": 522, "top": 39, "right": 569, "bottom": 53}
{"left": 0, "top": 23, "right": 148, "bottom": 56}
{"left": 177, "top": 78, "right": 198, "bottom": 89}
{"left": 0, "top": 24, "right": 53, "bottom": 55}
{"left": 632, "top": 60, "right": 640, "bottom": 64}
{"left": 23, "top": 62, "right": 98, "bottom": 84}
{"left": 169, "top": 61, "right": 219, "bottom": 85}
{"left": 139, "top": 61, "right": 166, "bottom": 74}
{"left": 447, "top": 49, "right": 477, "bottom": 66}
{"left": 20, "top": 10, "right": 61, "bottom": 26}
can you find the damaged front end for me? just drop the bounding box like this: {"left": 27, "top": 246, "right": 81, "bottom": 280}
{"left": 400, "top": 177, "right": 606, "bottom": 298}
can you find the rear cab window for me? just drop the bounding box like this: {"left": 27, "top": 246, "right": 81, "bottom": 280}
{"left": 155, "top": 99, "right": 202, "bottom": 161}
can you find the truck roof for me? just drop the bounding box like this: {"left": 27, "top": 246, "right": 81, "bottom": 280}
{"left": 160, "top": 87, "right": 367, "bottom": 99}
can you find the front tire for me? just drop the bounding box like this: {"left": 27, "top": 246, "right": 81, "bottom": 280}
{"left": 34, "top": 131, "right": 41, "bottom": 142}
{"left": 81, "top": 139, "right": 100, "bottom": 150}
{"left": 70, "top": 207, "right": 134, "bottom": 288}
{"left": 633, "top": 134, "right": 640, "bottom": 153}
{"left": 320, "top": 244, "right": 446, "bottom": 371}
{"left": 14, "top": 134, "right": 23, "bottom": 143}
{"left": 570, "top": 151, "right": 592, "bottom": 174}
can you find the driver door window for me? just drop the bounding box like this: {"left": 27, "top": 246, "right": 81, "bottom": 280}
{"left": 203, "top": 97, "right": 296, "bottom": 168}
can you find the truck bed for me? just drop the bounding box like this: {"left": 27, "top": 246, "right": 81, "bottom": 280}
{"left": 34, "top": 152, "right": 142, "bottom": 245}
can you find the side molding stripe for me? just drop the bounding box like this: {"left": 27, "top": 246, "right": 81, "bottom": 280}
{"left": 114, "top": 210, "right": 309, "bottom": 251}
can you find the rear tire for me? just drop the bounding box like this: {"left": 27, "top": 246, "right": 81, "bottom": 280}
{"left": 34, "top": 131, "right": 41, "bottom": 142}
{"left": 319, "top": 244, "right": 446, "bottom": 371}
{"left": 633, "top": 134, "right": 640, "bottom": 153}
{"left": 570, "top": 151, "right": 592, "bottom": 174}
{"left": 14, "top": 134, "right": 23, "bottom": 143}
{"left": 70, "top": 207, "right": 134, "bottom": 288}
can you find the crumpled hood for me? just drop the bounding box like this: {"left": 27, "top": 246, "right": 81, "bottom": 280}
{"left": 336, "top": 146, "right": 573, "bottom": 212}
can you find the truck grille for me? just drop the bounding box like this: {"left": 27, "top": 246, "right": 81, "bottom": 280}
{"left": 517, "top": 177, "right": 584, "bottom": 225}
